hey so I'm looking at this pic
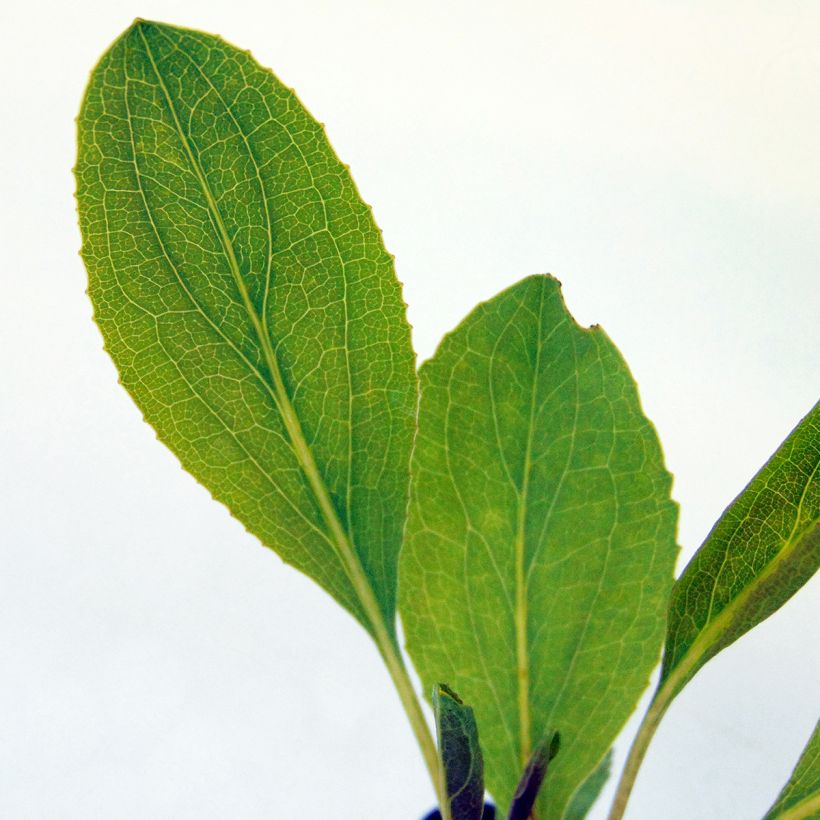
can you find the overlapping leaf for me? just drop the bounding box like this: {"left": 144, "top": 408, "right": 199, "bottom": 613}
{"left": 433, "top": 684, "right": 486, "bottom": 820}
{"left": 509, "top": 731, "right": 560, "bottom": 820}
{"left": 661, "top": 402, "right": 819, "bottom": 698}
{"left": 564, "top": 750, "right": 612, "bottom": 820}
{"left": 400, "top": 275, "right": 678, "bottom": 818}
{"left": 764, "top": 721, "right": 820, "bottom": 820}
{"left": 75, "top": 21, "right": 417, "bottom": 636}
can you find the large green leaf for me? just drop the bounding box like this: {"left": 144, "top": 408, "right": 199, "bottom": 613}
{"left": 433, "top": 684, "right": 486, "bottom": 820}
{"left": 764, "top": 721, "right": 820, "bottom": 820}
{"left": 400, "top": 275, "right": 678, "bottom": 818}
{"left": 75, "top": 20, "right": 417, "bottom": 638}
{"left": 661, "top": 402, "right": 819, "bottom": 698}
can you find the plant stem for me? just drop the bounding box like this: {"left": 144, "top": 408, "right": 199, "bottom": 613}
{"left": 371, "top": 603, "right": 445, "bottom": 811}
{"left": 275, "top": 369, "right": 445, "bottom": 810}
{"left": 607, "top": 683, "right": 674, "bottom": 820}
{"left": 282, "top": 379, "right": 445, "bottom": 808}
{"left": 261, "top": 322, "right": 444, "bottom": 809}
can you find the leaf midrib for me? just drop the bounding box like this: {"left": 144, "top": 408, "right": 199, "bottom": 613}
{"left": 118, "top": 42, "right": 337, "bottom": 564}
{"left": 513, "top": 282, "right": 545, "bottom": 767}
{"left": 134, "top": 22, "right": 380, "bottom": 633}
{"left": 156, "top": 21, "right": 359, "bottom": 554}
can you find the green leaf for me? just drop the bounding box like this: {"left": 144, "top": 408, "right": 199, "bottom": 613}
{"left": 75, "top": 21, "right": 417, "bottom": 638}
{"left": 563, "top": 750, "right": 612, "bottom": 820}
{"left": 763, "top": 721, "right": 820, "bottom": 820}
{"left": 399, "top": 275, "right": 679, "bottom": 818}
{"left": 608, "top": 404, "right": 819, "bottom": 820}
{"left": 661, "top": 402, "right": 819, "bottom": 699}
{"left": 433, "top": 684, "right": 486, "bottom": 820}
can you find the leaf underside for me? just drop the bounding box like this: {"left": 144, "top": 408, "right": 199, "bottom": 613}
{"left": 763, "top": 720, "right": 820, "bottom": 820}
{"left": 433, "top": 684, "right": 486, "bottom": 820}
{"left": 75, "top": 21, "right": 416, "bottom": 635}
{"left": 400, "top": 275, "right": 679, "bottom": 818}
{"left": 662, "top": 402, "right": 820, "bottom": 698}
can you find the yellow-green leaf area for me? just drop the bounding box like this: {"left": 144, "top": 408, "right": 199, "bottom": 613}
{"left": 400, "top": 275, "right": 678, "bottom": 818}
{"left": 75, "top": 21, "right": 417, "bottom": 635}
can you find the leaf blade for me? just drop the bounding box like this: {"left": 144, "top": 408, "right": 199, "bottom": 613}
{"left": 763, "top": 721, "right": 820, "bottom": 820}
{"left": 661, "top": 402, "right": 820, "bottom": 696}
{"left": 400, "top": 275, "right": 678, "bottom": 818}
{"left": 75, "top": 21, "right": 416, "bottom": 634}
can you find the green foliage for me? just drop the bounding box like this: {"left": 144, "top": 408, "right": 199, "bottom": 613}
{"left": 75, "top": 20, "right": 417, "bottom": 638}
{"left": 433, "top": 685, "right": 486, "bottom": 820}
{"left": 608, "top": 404, "right": 819, "bottom": 820}
{"left": 76, "top": 20, "right": 818, "bottom": 820}
{"left": 764, "top": 721, "right": 820, "bottom": 820}
{"left": 661, "top": 402, "right": 819, "bottom": 699}
{"left": 564, "top": 751, "right": 612, "bottom": 820}
{"left": 400, "top": 276, "right": 678, "bottom": 818}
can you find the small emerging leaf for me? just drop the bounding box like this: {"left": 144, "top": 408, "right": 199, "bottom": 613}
{"left": 400, "top": 275, "right": 679, "bottom": 818}
{"left": 564, "top": 750, "right": 612, "bottom": 820}
{"left": 433, "top": 684, "right": 485, "bottom": 820}
{"left": 661, "top": 402, "right": 820, "bottom": 699}
{"left": 763, "top": 721, "right": 820, "bottom": 820}
{"left": 75, "top": 21, "right": 417, "bottom": 638}
{"left": 509, "top": 731, "right": 560, "bottom": 820}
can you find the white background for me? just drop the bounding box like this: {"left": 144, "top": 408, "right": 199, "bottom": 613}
{"left": 1, "top": 1, "right": 818, "bottom": 818}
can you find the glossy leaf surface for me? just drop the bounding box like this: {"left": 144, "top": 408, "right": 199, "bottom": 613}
{"left": 401, "top": 275, "right": 678, "bottom": 817}
{"left": 75, "top": 21, "right": 416, "bottom": 636}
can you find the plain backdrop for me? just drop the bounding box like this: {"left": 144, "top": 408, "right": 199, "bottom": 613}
{"left": 1, "top": 1, "right": 818, "bottom": 818}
